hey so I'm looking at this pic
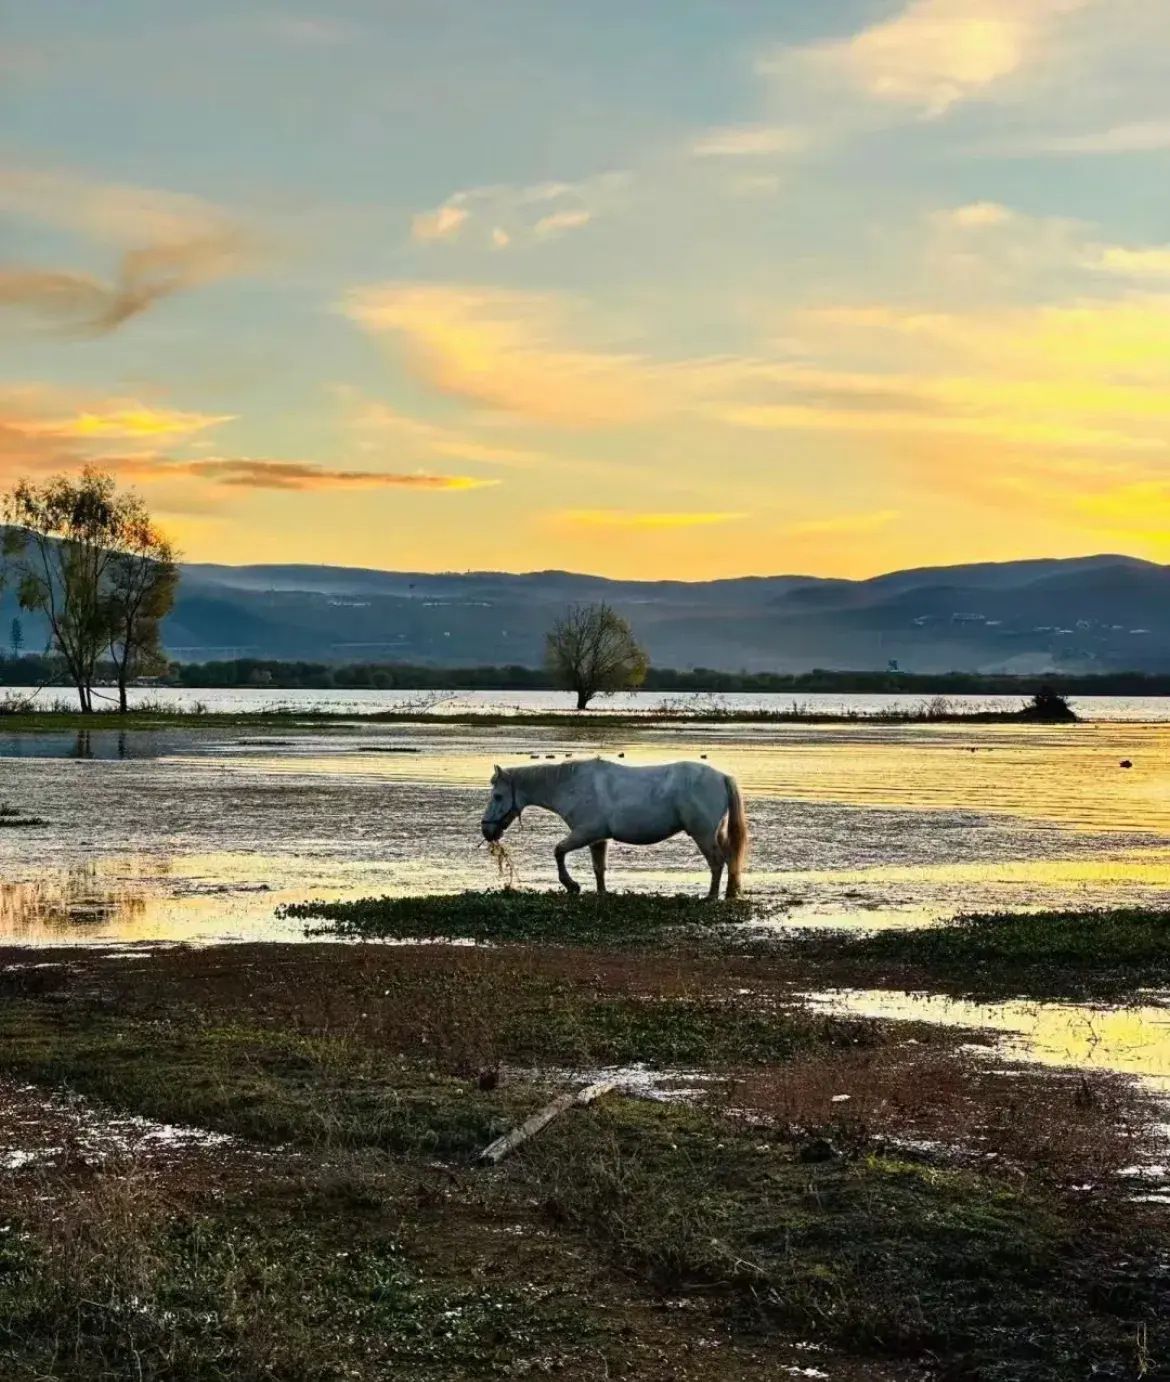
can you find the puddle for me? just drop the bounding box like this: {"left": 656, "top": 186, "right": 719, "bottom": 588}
{"left": 809, "top": 989, "right": 1170, "bottom": 1085}
{"left": 0, "top": 1078, "right": 233, "bottom": 1172}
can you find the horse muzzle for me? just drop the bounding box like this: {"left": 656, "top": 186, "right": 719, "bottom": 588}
{"left": 482, "top": 819, "right": 503, "bottom": 842}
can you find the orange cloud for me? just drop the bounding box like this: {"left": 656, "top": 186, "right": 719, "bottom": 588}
{"left": 344, "top": 284, "right": 655, "bottom": 425}
{"left": 14, "top": 404, "right": 235, "bottom": 442}
{"left": 0, "top": 166, "right": 258, "bottom": 335}
{"left": 342, "top": 393, "right": 543, "bottom": 467}
{"left": 0, "top": 390, "right": 491, "bottom": 499}
{"left": 111, "top": 456, "right": 498, "bottom": 492}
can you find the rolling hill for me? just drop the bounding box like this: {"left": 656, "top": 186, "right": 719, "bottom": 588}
{"left": 4, "top": 553, "right": 1167, "bottom": 673}
{"left": 159, "top": 555, "right": 1170, "bottom": 673}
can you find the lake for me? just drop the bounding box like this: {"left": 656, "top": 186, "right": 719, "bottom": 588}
{"left": 3, "top": 711, "right": 1170, "bottom": 948}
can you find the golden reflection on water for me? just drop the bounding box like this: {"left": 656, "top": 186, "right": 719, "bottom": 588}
{"left": 0, "top": 853, "right": 488, "bottom": 946}
{"left": 814, "top": 989, "right": 1170, "bottom": 1085}
{"left": 202, "top": 720, "right": 1170, "bottom": 834}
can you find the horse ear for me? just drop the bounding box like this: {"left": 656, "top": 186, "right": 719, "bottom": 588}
{"left": 491, "top": 764, "right": 501, "bottom": 781}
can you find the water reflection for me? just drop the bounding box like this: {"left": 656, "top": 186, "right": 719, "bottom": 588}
{"left": 811, "top": 988, "right": 1170, "bottom": 1085}
{"left": 0, "top": 853, "right": 482, "bottom": 946}
{"left": 202, "top": 722, "right": 1170, "bottom": 835}
{"left": 0, "top": 865, "right": 147, "bottom": 933}
{"left": 0, "top": 730, "right": 134, "bottom": 760}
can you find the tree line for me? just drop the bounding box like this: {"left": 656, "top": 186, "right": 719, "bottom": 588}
{"left": 2, "top": 467, "right": 177, "bottom": 712}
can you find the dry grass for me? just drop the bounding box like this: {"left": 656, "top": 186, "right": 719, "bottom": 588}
{"left": 726, "top": 1044, "right": 1153, "bottom": 1189}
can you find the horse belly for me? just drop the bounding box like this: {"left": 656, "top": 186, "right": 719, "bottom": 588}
{"left": 611, "top": 824, "right": 681, "bottom": 847}
{"left": 607, "top": 799, "right": 682, "bottom": 847}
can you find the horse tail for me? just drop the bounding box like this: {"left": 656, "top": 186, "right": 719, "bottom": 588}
{"left": 723, "top": 774, "right": 748, "bottom": 878}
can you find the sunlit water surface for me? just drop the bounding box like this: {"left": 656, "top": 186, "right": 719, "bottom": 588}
{"left": 4, "top": 713, "right": 1170, "bottom": 1083}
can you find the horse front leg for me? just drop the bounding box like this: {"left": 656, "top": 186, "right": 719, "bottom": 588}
{"left": 554, "top": 828, "right": 596, "bottom": 894}
{"left": 590, "top": 840, "right": 609, "bottom": 895}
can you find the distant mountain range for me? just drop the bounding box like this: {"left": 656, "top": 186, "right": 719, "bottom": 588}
{"left": 5, "top": 554, "right": 1170, "bottom": 673}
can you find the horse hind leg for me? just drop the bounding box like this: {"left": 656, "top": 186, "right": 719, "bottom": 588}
{"left": 692, "top": 830, "right": 724, "bottom": 901}
{"left": 716, "top": 822, "right": 742, "bottom": 899}
{"left": 590, "top": 840, "right": 609, "bottom": 894}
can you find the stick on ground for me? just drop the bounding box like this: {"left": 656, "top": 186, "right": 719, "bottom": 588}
{"left": 477, "top": 1080, "right": 617, "bottom": 1164}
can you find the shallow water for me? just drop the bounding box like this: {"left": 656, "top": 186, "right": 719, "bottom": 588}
{"left": 810, "top": 989, "right": 1170, "bottom": 1087}
{"left": 1, "top": 718, "right": 1169, "bottom": 945}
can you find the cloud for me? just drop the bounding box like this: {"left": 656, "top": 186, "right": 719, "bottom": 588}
{"left": 411, "top": 204, "right": 471, "bottom": 244}
{"left": 0, "top": 166, "right": 258, "bottom": 334}
{"left": 555, "top": 509, "right": 746, "bottom": 530}
{"left": 691, "top": 125, "right": 807, "bottom": 157}
{"left": 12, "top": 403, "right": 234, "bottom": 443}
{"left": 1001, "top": 120, "right": 1170, "bottom": 156}
{"left": 410, "top": 171, "right": 629, "bottom": 250}
{"left": 934, "top": 201, "right": 1014, "bottom": 229}
{"left": 768, "top": 0, "right": 1095, "bottom": 117}
{"left": 1090, "top": 246, "right": 1170, "bottom": 279}
{"left": 342, "top": 392, "right": 543, "bottom": 467}
{"left": 533, "top": 208, "right": 592, "bottom": 238}
{"left": 160, "top": 459, "right": 497, "bottom": 491}
{"left": 0, "top": 388, "right": 492, "bottom": 499}
{"left": 343, "top": 283, "right": 657, "bottom": 425}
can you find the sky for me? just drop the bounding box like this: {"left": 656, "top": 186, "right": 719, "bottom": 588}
{"left": 3, "top": 0, "right": 1170, "bottom": 580}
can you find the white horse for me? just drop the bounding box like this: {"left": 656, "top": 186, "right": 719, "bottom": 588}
{"left": 480, "top": 757, "right": 748, "bottom": 899}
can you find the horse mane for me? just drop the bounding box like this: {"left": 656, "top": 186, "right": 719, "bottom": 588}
{"left": 504, "top": 759, "right": 592, "bottom": 793}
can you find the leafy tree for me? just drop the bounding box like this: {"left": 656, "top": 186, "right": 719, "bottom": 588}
{"left": 3, "top": 467, "right": 177, "bottom": 713}
{"left": 4, "top": 468, "right": 124, "bottom": 711}
{"left": 104, "top": 500, "right": 178, "bottom": 712}
{"left": 545, "top": 602, "right": 649, "bottom": 710}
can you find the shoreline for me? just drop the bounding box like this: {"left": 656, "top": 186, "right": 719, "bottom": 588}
{"left": 0, "top": 707, "right": 1091, "bottom": 732}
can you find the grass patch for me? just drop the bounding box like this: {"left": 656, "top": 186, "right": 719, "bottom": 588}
{"left": 0, "top": 1159, "right": 630, "bottom": 1381}
{"left": 0, "top": 944, "right": 1167, "bottom": 1379}
{"left": 281, "top": 888, "right": 754, "bottom": 947}
{"left": 796, "top": 908, "right": 1170, "bottom": 1002}
{"left": 521, "top": 1097, "right": 1169, "bottom": 1381}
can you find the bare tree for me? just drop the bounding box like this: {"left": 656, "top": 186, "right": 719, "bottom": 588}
{"left": 545, "top": 602, "right": 649, "bottom": 710}
{"left": 4, "top": 468, "right": 125, "bottom": 711}
{"left": 104, "top": 500, "right": 178, "bottom": 713}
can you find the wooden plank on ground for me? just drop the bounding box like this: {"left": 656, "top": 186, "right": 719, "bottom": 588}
{"left": 477, "top": 1080, "right": 617, "bottom": 1165}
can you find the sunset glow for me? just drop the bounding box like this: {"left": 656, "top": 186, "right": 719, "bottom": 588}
{"left": 4, "top": 1, "right": 1170, "bottom": 577}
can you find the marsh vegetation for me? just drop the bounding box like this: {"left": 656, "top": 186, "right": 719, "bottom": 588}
{"left": 1, "top": 915, "right": 1168, "bottom": 1380}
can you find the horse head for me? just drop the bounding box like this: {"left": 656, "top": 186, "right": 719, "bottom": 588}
{"left": 481, "top": 765, "right": 521, "bottom": 841}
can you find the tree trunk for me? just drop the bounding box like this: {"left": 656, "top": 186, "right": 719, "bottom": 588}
{"left": 576, "top": 688, "right": 592, "bottom": 710}
{"left": 118, "top": 665, "right": 128, "bottom": 714}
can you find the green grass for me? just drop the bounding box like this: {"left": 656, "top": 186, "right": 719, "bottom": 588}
{"left": 0, "top": 1161, "right": 622, "bottom": 1381}
{"left": 0, "top": 703, "right": 1082, "bottom": 732}
{"left": 0, "top": 952, "right": 1166, "bottom": 1380}
{"left": 797, "top": 907, "right": 1170, "bottom": 1001}
{"left": 521, "top": 1098, "right": 1167, "bottom": 1381}
{"left": 281, "top": 888, "right": 754, "bottom": 947}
